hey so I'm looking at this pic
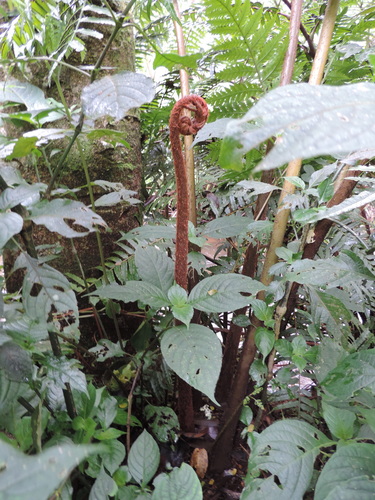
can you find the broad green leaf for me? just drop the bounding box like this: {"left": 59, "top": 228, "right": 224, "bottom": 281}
{"left": 285, "top": 258, "right": 363, "bottom": 288}
{"left": 309, "top": 289, "right": 352, "bottom": 341}
{"left": 312, "top": 190, "right": 375, "bottom": 223}
{"left": 89, "top": 340, "right": 125, "bottom": 362}
{"left": 29, "top": 199, "right": 106, "bottom": 237}
{"left": 124, "top": 224, "right": 176, "bottom": 241}
{"left": 152, "top": 463, "right": 202, "bottom": 500}
{"left": 0, "top": 441, "right": 100, "bottom": 500}
{"left": 189, "top": 274, "right": 265, "bottom": 313}
{"left": 135, "top": 247, "right": 174, "bottom": 293}
{"left": 95, "top": 189, "right": 140, "bottom": 208}
{"left": 46, "top": 356, "right": 88, "bottom": 395}
{"left": 92, "top": 282, "right": 168, "bottom": 309}
{"left": 254, "top": 328, "right": 274, "bottom": 359}
{"left": 201, "top": 215, "right": 251, "bottom": 238}
{"left": 245, "top": 420, "right": 331, "bottom": 500}
{"left": 315, "top": 443, "right": 375, "bottom": 500}
{"left": 0, "top": 80, "right": 52, "bottom": 115}
{"left": 6, "top": 136, "right": 38, "bottom": 159}
{"left": 153, "top": 52, "right": 201, "bottom": 70}
{"left": 321, "top": 349, "right": 375, "bottom": 400}
{"left": 128, "top": 430, "right": 160, "bottom": 486}
{"left": 223, "top": 83, "right": 375, "bottom": 171}
{"left": 237, "top": 180, "right": 280, "bottom": 195}
{"left": 192, "top": 118, "right": 232, "bottom": 146}
{"left": 161, "top": 325, "right": 222, "bottom": 404}
{"left": 0, "top": 184, "right": 44, "bottom": 209}
{"left": 0, "top": 342, "right": 32, "bottom": 382}
{"left": 15, "top": 254, "right": 78, "bottom": 328}
{"left": 81, "top": 71, "right": 155, "bottom": 121}
{"left": 145, "top": 405, "right": 179, "bottom": 443}
{"left": 322, "top": 402, "right": 355, "bottom": 440}
{"left": 0, "top": 212, "right": 23, "bottom": 249}
{"left": 94, "top": 428, "right": 125, "bottom": 441}
{"left": 341, "top": 250, "right": 375, "bottom": 280}
{"left": 89, "top": 466, "right": 118, "bottom": 500}
{"left": 100, "top": 439, "right": 126, "bottom": 476}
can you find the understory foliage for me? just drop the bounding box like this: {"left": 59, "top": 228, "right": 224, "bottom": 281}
{"left": 1, "top": 0, "right": 375, "bottom": 499}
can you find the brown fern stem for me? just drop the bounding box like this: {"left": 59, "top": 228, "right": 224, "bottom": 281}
{"left": 169, "top": 95, "right": 209, "bottom": 290}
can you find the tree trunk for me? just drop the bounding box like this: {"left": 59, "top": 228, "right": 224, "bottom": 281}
{"left": 2, "top": 2, "right": 142, "bottom": 340}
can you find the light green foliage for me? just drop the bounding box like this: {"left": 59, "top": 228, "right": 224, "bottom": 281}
{"left": 128, "top": 430, "right": 160, "bottom": 486}
{"left": 242, "top": 420, "right": 332, "bottom": 500}
{"left": 152, "top": 463, "right": 202, "bottom": 500}
{"left": 220, "top": 83, "right": 375, "bottom": 171}
{"left": 315, "top": 443, "right": 375, "bottom": 500}
{"left": 161, "top": 324, "right": 222, "bottom": 404}
{"left": 0, "top": 441, "right": 101, "bottom": 500}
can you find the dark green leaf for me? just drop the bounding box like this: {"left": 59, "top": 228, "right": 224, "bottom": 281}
{"left": 161, "top": 325, "right": 222, "bottom": 404}
{"left": 315, "top": 443, "right": 375, "bottom": 500}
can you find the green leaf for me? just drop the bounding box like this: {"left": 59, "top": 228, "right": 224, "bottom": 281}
{"left": 219, "top": 135, "right": 245, "bottom": 171}
{"left": 6, "top": 136, "right": 38, "bottom": 159}
{"left": 152, "top": 463, "right": 202, "bottom": 500}
{"left": 0, "top": 213, "right": 23, "bottom": 249}
{"left": 101, "top": 440, "right": 126, "bottom": 476}
{"left": 245, "top": 420, "right": 331, "bottom": 500}
{"left": 89, "top": 466, "right": 118, "bottom": 500}
{"left": 161, "top": 325, "right": 222, "bottom": 404}
{"left": 201, "top": 215, "right": 250, "bottom": 238}
{"left": 0, "top": 184, "right": 45, "bottom": 210}
{"left": 94, "top": 428, "right": 125, "bottom": 441}
{"left": 81, "top": 71, "right": 155, "bottom": 121}
{"left": 250, "top": 298, "right": 274, "bottom": 327}
{"left": 0, "top": 441, "right": 100, "bottom": 500}
{"left": 0, "top": 342, "right": 33, "bottom": 382}
{"left": 135, "top": 247, "right": 174, "bottom": 293}
{"left": 153, "top": 52, "right": 201, "bottom": 70}
{"left": 312, "top": 190, "right": 375, "bottom": 223}
{"left": 46, "top": 357, "right": 88, "bottom": 395}
{"left": 254, "top": 328, "right": 274, "bottom": 359}
{"left": 128, "top": 430, "right": 160, "bottom": 486}
{"left": 284, "top": 176, "right": 305, "bottom": 190}
{"left": 145, "top": 405, "right": 179, "bottom": 444}
{"left": 322, "top": 402, "right": 356, "bottom": 440}
{"left": 29, "top": 199, "right": 107, "bottom": 237}
{"left": 189, "top": 274, "right": 265, "bottom": 313}
{"left": 315, "top": 443, "right": 375, "bottom": 500}
{"left": 0, "top": 80, "right": 52, "bottom": 115}
{"left": 275, "top": 339, "right": 293, "bottom": 358}
{"left": 321, "top": 349, "right": 375, "bottom": 400}
{"left": 225, "top": 82, "right": 375, "bottom": 171}
{"left": 89, "top": 340, "right": 125, "bottom": 362}
{"left": 15, "top": 254, "right": 79, "bottom": 329}
{"left": 309, "top": 289, "right": 352, "bottom": 341}
{"left": 92, "top": 282, "right": 169, "bottom": 309}
{"left": 125, "top": 224, "right": 176, "bottom": 241}
{"left": 168, "top": 285, "right": 193, "bottom": 327}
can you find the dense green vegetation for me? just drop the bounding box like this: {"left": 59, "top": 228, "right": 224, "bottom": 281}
{"left": 0, "top": 0, "right": 375, "bottom": 498}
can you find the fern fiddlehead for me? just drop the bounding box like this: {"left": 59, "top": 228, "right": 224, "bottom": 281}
{"left": 169, "top": 95, "right": 209, "bottom": 290}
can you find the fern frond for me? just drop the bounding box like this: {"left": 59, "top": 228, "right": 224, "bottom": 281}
{"left": 203, "top": 0, "right": 289, "bottom": 110}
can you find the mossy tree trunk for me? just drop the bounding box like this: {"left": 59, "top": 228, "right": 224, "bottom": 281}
{"left": 2, "top": 3, "right": 143, "bottom": 340}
